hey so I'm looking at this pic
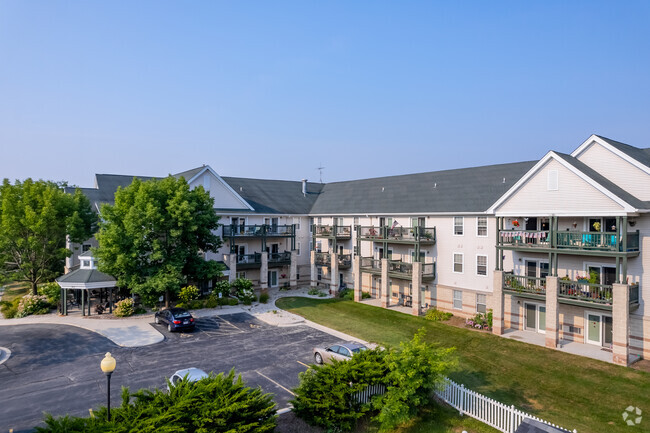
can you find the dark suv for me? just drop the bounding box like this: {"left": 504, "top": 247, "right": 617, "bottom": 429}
{"left": 155, "top": 308, "right": 196, "bottom": 332}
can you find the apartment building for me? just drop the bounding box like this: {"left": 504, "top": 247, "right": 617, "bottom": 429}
{"left": 67, "top": 135, "right": 649, "bottom": 365}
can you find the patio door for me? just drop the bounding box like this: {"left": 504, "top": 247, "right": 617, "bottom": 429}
{"left": 268, "top": 271, "right": 278, "bottom": 288}
{"left": 525, "top": 303, "right": 546, "bottom": 334}
{"left": 586, "top": 313, "right": 613, "bottom": 347}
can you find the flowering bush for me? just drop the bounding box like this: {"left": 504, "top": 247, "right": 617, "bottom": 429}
{"left": 466, "top": 309, "right": 493, "bottom": 331}
{"left": 114, "top": 298, "right": 134, "bottom": 317}
{"left": 37, "top": 282, "right": 61, "bottom": 306}
{"left": 232, "top": 278, "right": 255, "bottom": 305}
{"left": 178, "top": 285, "right": 199, "bottom": 304}
{"left": 17, "top": 294, "right": 50, "bottom": 317}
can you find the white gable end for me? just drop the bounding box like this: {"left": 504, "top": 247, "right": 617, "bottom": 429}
{"left": 187, "top": 168, "right": 253, "bottom": 211}
{"left": 494, "top": 159, "right": 626, "bottom": 216}
{"left": 574, "top": 140, "right": 650, "bottom": 201}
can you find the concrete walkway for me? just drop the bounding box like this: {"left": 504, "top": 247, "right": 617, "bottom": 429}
{"left": 0, "top": 285, "right": 338, "bottom": 348}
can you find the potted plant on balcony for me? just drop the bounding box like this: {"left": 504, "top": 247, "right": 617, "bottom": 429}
{"left": 512, "top": 219, "right": 520, "bottom": 228}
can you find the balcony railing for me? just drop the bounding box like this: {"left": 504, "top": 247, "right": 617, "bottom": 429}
{"left": 314, "top": 252, "right": 331, "bottom": 266}
{"left": 223, "top": 224, "right": 294, "bottom": 237}
{"left": 558, "top": 280, "right": 613, "bottom": 306}
{"left": 503, "top": 273, "right": 546, "bottom": 296}
{"left": 359, "top": 258, "right": 435, "bottom": 279}
{"left": 498, "top": 229, "right": 639, "bottom": 252}
{"left": 360, "top": 257, "right": 382, "bottom": 272}
{"left": 358, "top": 226, "right": 436, "bottom": 243}
{"left": 313, "top": 225, "right": 352, "bottom": 238}
{"left": 236, "top": 253, "right": 262, "bottom": 269}
{"left": 269, "top": 251, "right": 291, "bottom": 267}
{"left": 630, "top": 283, "right": 640, "bottom": 305}
{"left": 338, "top": 254, "right": 352, "bottom": 269}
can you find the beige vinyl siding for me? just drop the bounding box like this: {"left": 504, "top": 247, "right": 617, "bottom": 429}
{"left": 191, "top": 172, "right": 247, "bottom": 209}
{"left": 576, "top": 141, "right": 650, "bottom": 201}
{"left": 496, "top": 159, "right": 625, "bottom": 214}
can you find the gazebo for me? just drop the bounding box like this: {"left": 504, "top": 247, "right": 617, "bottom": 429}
{"left": 56, "top": 251, "right": 117, "bottom": 316}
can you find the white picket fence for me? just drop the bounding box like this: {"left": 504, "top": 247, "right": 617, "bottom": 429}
{"left": 353, "top": 383, "right": 386, "bottom": 404}
{"left": 435, "top": 378, "right": 577, "bottom": 433}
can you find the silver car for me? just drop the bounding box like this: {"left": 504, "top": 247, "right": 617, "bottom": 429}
{"left": 313, "top": 341, "right": 368, "bottom": 365}
{"left": 167, "top": 367, "right": 209, "bottom": 390}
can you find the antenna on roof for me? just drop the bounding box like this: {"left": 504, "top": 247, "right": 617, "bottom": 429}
{"left": 317, "top": 163, "right": 325, "bottom": 183}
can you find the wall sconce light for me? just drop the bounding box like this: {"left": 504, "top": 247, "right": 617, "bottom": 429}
{"left": 629, "top": 219, "right": 637, "bottom": 227}
{"left": 572, "top": 221, "right": 577, "bottom": 228}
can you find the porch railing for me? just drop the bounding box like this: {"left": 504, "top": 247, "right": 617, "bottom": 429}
{"left": 268, "top": 252, "right": 291, "bottom": 266}
{"left": 236, "top": 253, "right": 262, "bottom": 269}
{"left": 558, "top": 280, "right": 613, "bottom": 305}
{"left": 358, "top": 226, "right": 436, "bottom": 243}
{"left": 498, "top": 229, "right": 640, "bottom": 252}
{"left": 314, "top": 252, "right": 331, "bottom": 266}
{"left": 313, "top": 225, "right": 352, "bottom": 238}
{"left": 223, "top": 224, "right": 294, "bottom": 237}
{"left": 503, "top": 273, "right": 546, "bottom": 295}
{"left": 360, "top": 257, "right": 381, "bottom": 272}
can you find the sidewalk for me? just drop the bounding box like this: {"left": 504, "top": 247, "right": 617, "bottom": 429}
{"left": 0, "top": 285, "right": 345, "bottom": 348}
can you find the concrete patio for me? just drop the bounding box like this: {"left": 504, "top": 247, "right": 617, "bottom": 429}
{"left": 360, "top": 297, "right": 414, "bottom": 315}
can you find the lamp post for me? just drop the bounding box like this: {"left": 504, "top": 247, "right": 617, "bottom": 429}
{"left": 100, "top": 352, "right": 116, "bottom": 421}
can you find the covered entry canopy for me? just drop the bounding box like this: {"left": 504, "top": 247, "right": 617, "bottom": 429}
{"left": 56, "top": 252, "right": 117, "bottom": 315}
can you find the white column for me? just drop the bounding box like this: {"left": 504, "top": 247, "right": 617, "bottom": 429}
{"left": 290, "top": 251, "right": 298, "bottom": 288}
{"left": 353, "top": 257, "right": 362, "bottom": 302}
{"left": 545, "top": 276, "right": 559, "bottom": 348}
{"left": 260, "top": 252, "right": 268, "bottom": 290}
{"left": 612, "top": 283, "right": 630, "bottom": 366}
{"left": 492, "top": 270, "right": 504, "bottom": 335}
{"left": 330, "top": 252, "right": 339, "bottom": 293}
{"left": 412, "top": 262, "right": 422, "bottom": 316}
{"left": 228, "top": 253, "right": 237, "bottom": 283}
{"left": 310, "top": 251, "right": 317, "bottom": 287}
{"left": 381, "top": 258, "right": 389, "bottom": 308}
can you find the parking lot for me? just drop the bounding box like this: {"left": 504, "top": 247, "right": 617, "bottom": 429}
{"left": 0, "top": 313, "right": 339, "bottom": 433}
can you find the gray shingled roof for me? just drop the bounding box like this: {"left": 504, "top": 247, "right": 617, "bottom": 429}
{"left": 222, "top": 177, "right": 324, "bottom": 214}
{"left": 555, "top": 153, "right": 649, "bottom": 209}
{"left": 56, "top": 268, "right": 116, "bottom": 285}
{"left": 309, "top": 161, "right": 537, "bottom": 214}
{"left": 66, "top": 174, "right": 159, "bottom": 210}
{"left": 596, "top": 135, "right": 650, "bottom": 168}
{"left": 174, "top": 166, "right": 206, "bottom": 181}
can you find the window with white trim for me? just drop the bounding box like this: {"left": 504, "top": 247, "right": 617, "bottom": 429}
{"left": 453, "top": 253, "right": 463, "bottom": 273}
{"left": 476, "top": 255, "right": 487, "bottom": 276}
{"left": 476, "top": 294, "right": 487, "bottom": 313}
{"left": 477, "top": 216, "right": 487, "bottom": 237}
{"left": 296, "top": 242, "right": 301, "bottom": 256}
{"left": 317, "top": 268, "right": 322, "bottom": 281}
{"left": 453, "top": 290, "right": 463, "bottom": 310}
{"left": 293, "top": 217, "right": 301, "bottom": 230}
{"left": 236, "top": 271, "right": 246, "bottom": 279}
{"left": 454, "top": 217, "right": 464, "bottom": 235}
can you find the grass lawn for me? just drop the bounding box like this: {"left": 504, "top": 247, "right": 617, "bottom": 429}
{"left": 277, "top": 297, "right": 650, "bottom": 433}
{"left": 0, "top": 281, "right": 30, "bottom": 303}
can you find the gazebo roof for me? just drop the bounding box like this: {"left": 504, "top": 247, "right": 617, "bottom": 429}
{"left": 56, "top": 268, "right": 117, "bottom": 290}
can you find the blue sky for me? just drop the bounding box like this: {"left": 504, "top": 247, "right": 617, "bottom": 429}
{"left": 1, "top": 1, "right": 649, "bottom": 187}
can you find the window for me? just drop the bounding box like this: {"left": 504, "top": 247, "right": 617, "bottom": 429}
{"left": 316, "top": 241, "right": 322, "bottom": 252}
{"left": 353, "top": 217, "right": 359, "bottom": 226}
{"left": 477, "top": 217, "right": 487, "bottom": 237}
{"left": 454, "top": 217, "right": 464, "bottom": 235}
{"left": 453, "top": 253, "right": 463, "bottom": 273}
{"left": 82, "top": 244, "right": 91, "bottom": 252}
{"left": 476, "top": 294, "right": 487, "bottom": 313}
{"left": 296, "top": 242, "right": 301, "bottom": 256}
{"left": 236, "top": 271, "right": 246, "bottom": 279}
{"left": 476, "top": 255, "right": 487, "bottom": 276}
{"left": 293, "top": 218, "right": 301, "bottom": 230}
{"left": 317, "top": 268, "right": 322, "bottom": 281}
{"left": 309, "top": 241, "right": 313, "bottom": 252}
{"left": 309, "top": 218, "right": 314, "bottom": 232}
{"left": 82, "top": 260, "right": 90, "bottom": 268}
{"left": 453, "top": 290, "right": 462, "bottom": 310}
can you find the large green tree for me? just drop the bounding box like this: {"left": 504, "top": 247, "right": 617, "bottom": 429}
{"left": 0, "top": 179, "right": 97, "bottom": 294}
{"left": 96, "top": 176, "right": 222, "bottom": 306}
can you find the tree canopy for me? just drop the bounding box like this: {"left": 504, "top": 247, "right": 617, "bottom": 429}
{"left": 95, "top": 176, "right": 222, "bottom": 306}
{"left": 0, "top": 179, "right": 97, "bottom": 294}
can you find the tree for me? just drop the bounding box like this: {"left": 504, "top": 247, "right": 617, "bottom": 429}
{"left": 95, "top": 176, "right": 222, "bottom": 306}
{"left": 0, "top": 179, "right": 97, "bottom": 295}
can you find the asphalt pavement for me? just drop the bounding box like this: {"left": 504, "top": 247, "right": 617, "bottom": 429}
{"left": 0, "top": 313, "right": 339, "bottom": 433}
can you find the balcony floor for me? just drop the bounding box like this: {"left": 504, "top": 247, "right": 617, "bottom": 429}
{"left": 502, "top": 329, "right": 640, "bottom": 364}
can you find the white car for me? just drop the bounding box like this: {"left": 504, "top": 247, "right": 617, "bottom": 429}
{"left": 167, "top": 367, "right": 209, "bottom": 390}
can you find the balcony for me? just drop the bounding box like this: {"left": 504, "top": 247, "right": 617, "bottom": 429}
{"left": 268, "top": 251, "right": 291, "bottom": 268}
{"left": 359, "top": 257, "right": 435, "bottom": 280}
{"left": 313, "top": 225, "right": 352, "bottom": 239}
{"left": 314, "top": 252, "right": 331, "bottom": 266}
{"left": 338, "top": 254, "right": 352, "bottom": 269}
{"left": 498, "top": 229, "right": 639, "bottom": 255}
{"left": 236, "top": 253, "right": 262, "bottom": 270}
{"left": 358, "top": 226, "right": 436, "bottom": 244}
{"left": 503, "top": 273, "right": 640, "bottom": 311}
{"left": 503, "top": 274, "right": 546, "bottom": 300}
{"left": 223, "top": 224, "right": 295, "bottom": 238}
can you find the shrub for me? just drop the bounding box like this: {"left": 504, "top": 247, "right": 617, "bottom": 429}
{"left": 228, "top": 298, "right": 239, "bottom": 306}
{"left": 114, "top": 298, "right": 134, "bottom": 317}
{"left": 425, "top": 308, "right": 452, "bottom": 322}
{"left": 291, "top": 348, "right": 388, "bottom": 432}
{"left": 188, "top": 299, "right": 204, "bottom": 310}
{"left": 36, "top": 369, "right": 277, "bottom": 432}
{"left": 133, "top": 306, "right": 147, "bottom": 315}
{"left": 362, "top": 291, "right": 371, "bottom": 299}
{"left": 178, "top": 285, "right": 199, "bottom": 304}
{"left": 205, "top": 297, "right": 218, "bottom": 308}
{"left": 16, "top": 294, "right": 50, "bottom": 317}
{"left": 259, "top": 292, "right": 270, "bottom": 304}
{"left": 232, "top": 278, "right": 255, "bottom": 304}
{"left": 38, "top": 282, "right": 61, "bottom": 306}
{"left": 339, "top": 288, "right": 353, "bottom": 300}
{"left": 307, "top": 288, "right": 321, "bottom": 296}
{"left": 175, "top": 302, "right": 188, "bottom": 309}
{"left": 466, "top": 309, "right": 493, "bottom": 330}
{"left": 213, "top": 280, "right": 231, "bottom": 299}
{"left": 1, "top": 297, "right": 21, "bottom": 319}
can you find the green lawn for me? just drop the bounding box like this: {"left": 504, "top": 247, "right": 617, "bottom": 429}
{"left": 277, "top": 297, "right": 650, "bottom": 433}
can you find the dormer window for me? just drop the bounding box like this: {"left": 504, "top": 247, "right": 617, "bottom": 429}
{"left": 82, "top": 260, "right": 91, "bottom": 268}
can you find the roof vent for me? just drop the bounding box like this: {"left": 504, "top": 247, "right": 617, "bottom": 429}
{"left": 433, "top": 183, "right": 437, "bottom": 189}
{"left": 301, "top": 179, "right": 307, "bottom": 197}
{"left": 502, "top": 178, "right": 506, "bottom": 184}
{"left": 381, "top": 187, "right": 385, "bottom": 192}
{"left": 239, "top": 187, "right": 243, "bottom": 192}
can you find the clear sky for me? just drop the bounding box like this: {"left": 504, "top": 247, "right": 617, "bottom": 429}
{"left": 1, "top": 1, "right": 649, "bottom": 187}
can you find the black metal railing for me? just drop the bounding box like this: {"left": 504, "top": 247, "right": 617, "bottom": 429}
{"left": 236, "top": 253, "right": 262, "bottom": 269}
{"left": 503, "top": 273, "right": 546, "bottom": 295}
{"left": 358, "top": 226, "right": 436, "bottom": 243}
{"left": 313, "top": 225, "right": 352, "bottom": 238}
{"left": 498, "top": 229, "right": 639, "bottom": 252}
{"left": 558, "top": 280, "right": 613, "bottom": 305}
{"left": 223, "top": 224, "right": 294, "bottom": 237}
{"left": 268, "top": 251, "right": 291, "bottom": 267}
{"left": 314, "top": 252, "right": 331, "bottom": 266}
{"left": 338, "top": 254, "right": 352, "bottom": 269}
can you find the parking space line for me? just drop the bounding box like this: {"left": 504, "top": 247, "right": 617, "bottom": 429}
{"left": 255, "top": 371, "right": 295, "bottom": 396}
{"left": 296, "top": 360, "right": 310, "bottom": 368}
